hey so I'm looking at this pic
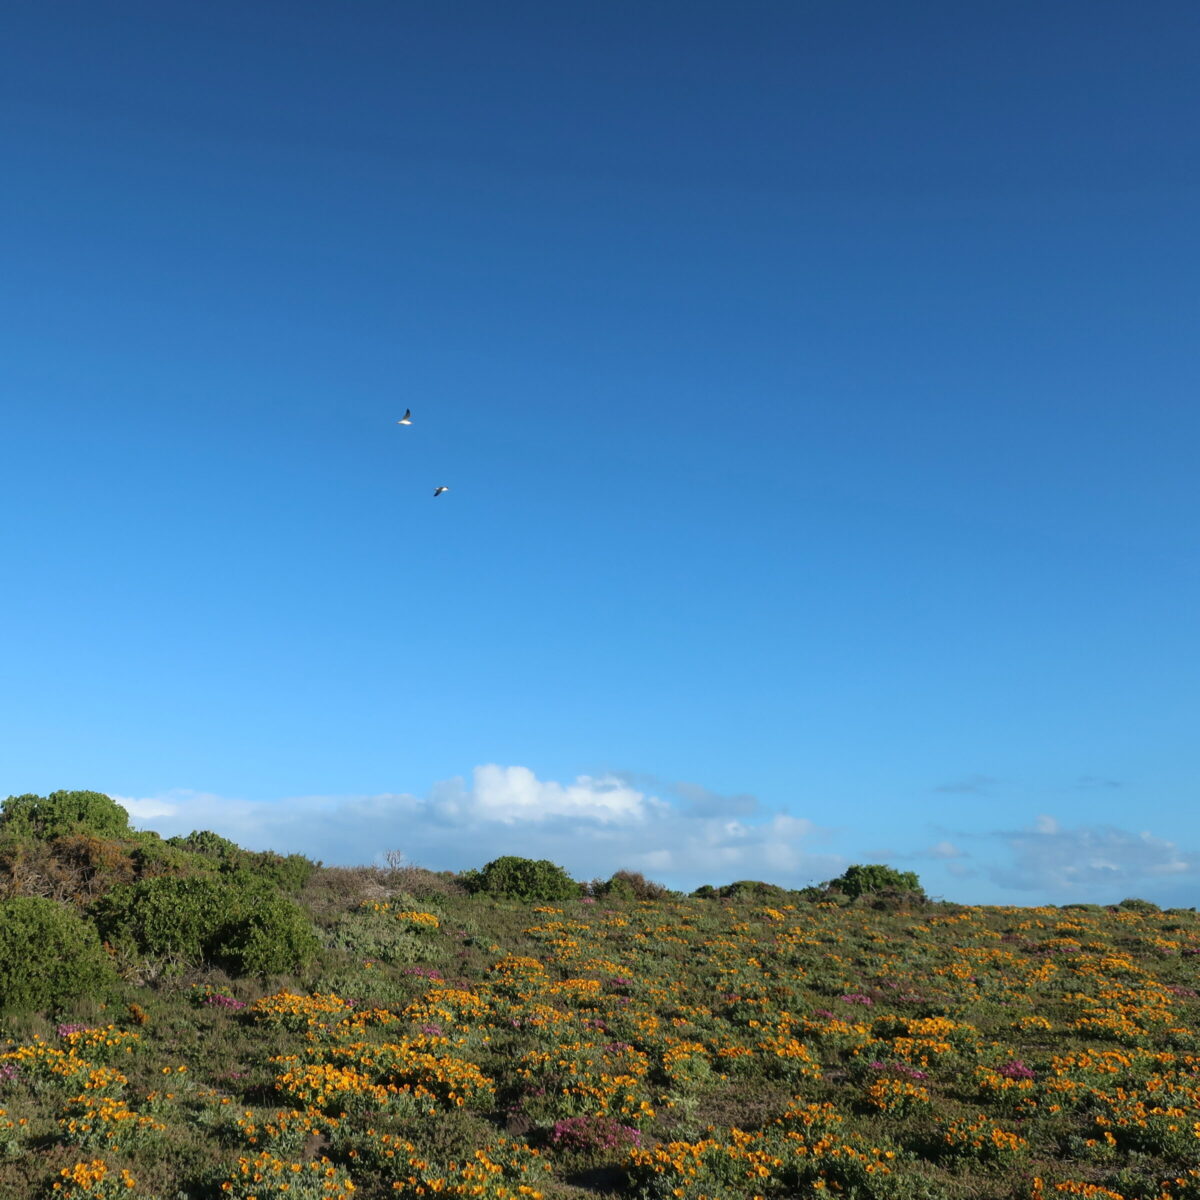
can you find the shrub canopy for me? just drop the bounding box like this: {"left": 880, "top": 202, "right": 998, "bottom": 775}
{"left": 91, "top": 872, "right": 318, "bottom": 975}
{"left": 0, "top": 790, "right": 133, "bottom": 841}
{"left": 824, "top": 863, "right": 924, "bottom": 900}
{"left": 460, "top": 855, "right": 579, "bottom": 901}
{"left": 0, "top": 896, "right": 118, "bottom": 1016}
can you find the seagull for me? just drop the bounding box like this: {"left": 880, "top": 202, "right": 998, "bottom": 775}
{"left": 433, "top": 486, "right": 449, "bottom": 497}
{"left": 396, "top": 409, "right": 412, "bottom": 425}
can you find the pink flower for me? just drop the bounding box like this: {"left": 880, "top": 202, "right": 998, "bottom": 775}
{"left": 999, "top": 1059, "right": 1035, "bottom": 1080}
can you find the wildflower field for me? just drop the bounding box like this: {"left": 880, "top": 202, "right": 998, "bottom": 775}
{"left": 6, "top": 880, "right": 1200, "bottom": 1199}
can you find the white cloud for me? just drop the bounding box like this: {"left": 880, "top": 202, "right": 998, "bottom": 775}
{"left": 928, "top": 840, "right": 965, "bottom": 859}
{"left": 109, "top": 766, "right": 839, "bottom": 891}
{"left": 465, "top": 765, "right": 654, "bottom": 824}
{"left": 988, "top": 816, "right": 1198, "bottom": 895}
{"left": 113, "top": 794, "right": 180, "bottom": 820}
{"left": 607, "top": 773, "right": 761, "bottom": 818}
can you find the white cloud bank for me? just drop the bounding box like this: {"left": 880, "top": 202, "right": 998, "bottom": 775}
{"left": 111, "top": 765, "right": 843, "bottom": 891}
{"left": 986, "top": 814, "right": 1198, "bottom": 896}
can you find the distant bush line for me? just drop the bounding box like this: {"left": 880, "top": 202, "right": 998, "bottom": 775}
{"left": 0, "top": 789, "right": 1186, "bottom": 1018}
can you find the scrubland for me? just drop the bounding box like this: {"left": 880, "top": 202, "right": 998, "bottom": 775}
{"left": 3, "top": 793, "right": 1200, "bottom": 1200}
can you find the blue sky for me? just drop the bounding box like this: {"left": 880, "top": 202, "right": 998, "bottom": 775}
{"left": 2, "top": 1, "right": 1197, "bottom": 905}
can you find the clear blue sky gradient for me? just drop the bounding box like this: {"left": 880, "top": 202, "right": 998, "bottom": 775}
{"left": 2, "top": 1, "right": 1197, "bottom": 903}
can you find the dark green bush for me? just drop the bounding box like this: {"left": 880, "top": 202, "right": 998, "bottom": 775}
{"left": 718, "top": 880, "right": 788, "bottom": 901}
{"left": 91, "top": 873, "right": 318, "bottom": 975}
{"left": 163, "top": 832, "right": 317, "bottom": 892}
{"left": 823, "top": 864, "right": 924, "bottom": 900}
{"left": 91, "top": 875, "right": 229, "bottom": 964}
{"left": 0, "top": 897, "right": 118, "bottom": 1016}
{"left": 1116, "top": 897, "right": 1161, "bottom": 914}
{"left": 460, "top": 856, "right": 579, "bottom": 902}
{"left": 0, "top": 790, "right": 133, "bottom": 840}
{"left": 241, "top": 849, "right": 319, "bottom": 893}
{"left": 215, "top": 891, "right": 321, "bottom": 975}
{"left": 166, "top": 829, "right": 243, "bottom": 862}
{"left": 593, "top": 869, "right": 670, "bottom": 901}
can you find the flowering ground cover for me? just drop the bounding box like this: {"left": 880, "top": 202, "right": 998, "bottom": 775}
{"left": 4, "top": 877, "right": 1200, "bottom": 1199}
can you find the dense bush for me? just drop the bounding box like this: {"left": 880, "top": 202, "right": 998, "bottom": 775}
{"left": 164, "top": 831, "right": 317, "bottom": 892}
{"left": 459, "top": 855, "right": 579, "bottom": 901}
{"left": 167, "top": 829, "right": 244, "bottom": 860}
{"left": 719, "top": 879, "right": 789, "bottom": 901}
{"left": 691, "top": 881, "right": 792, "bottom": 900}
{"left": 0, "top": 896, "right": 118, "bottom": 1016}
{"left": 0, "top": 790, "right": 133, "bottom": 840}
{"left": 215, "top": 891, "right": 321, "bottom": 975}
{"left": 242, "top": 849, "right": 320, "bottom": 893}
{"left": 823, "top": 863, "right": 924, "bottom": 900}
{"left": 592, "top": 870, "right": 671, "bottom": 901}
{"left": 1117, "top": 897, "right": 1162, "bottom": 914}
{"left": 326, "top": 905, "right": 445, "bottom": 965}
{"left": 91, "top": 875, "right": 229, "bottom": 965}
{"left": 91, "top": 873, "right": 318, "bottom": 975}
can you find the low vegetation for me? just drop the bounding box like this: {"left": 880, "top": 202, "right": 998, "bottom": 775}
{"left": 2, "top": 790, "right": 1199, "bottom": 1200}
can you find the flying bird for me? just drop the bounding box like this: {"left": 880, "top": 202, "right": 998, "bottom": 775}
{"left": 433, "top": 486, "right": 449, "bottom": 497}
{"left": 396, "top": 409, "right": 412, "bottom": 425}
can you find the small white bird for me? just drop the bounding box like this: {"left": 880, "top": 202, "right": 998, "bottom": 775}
{"left": 396, "top": 409, "right": 412, "bottom": 425}
{"left": 433, "top": 486, "right": 449, "bottom": 497}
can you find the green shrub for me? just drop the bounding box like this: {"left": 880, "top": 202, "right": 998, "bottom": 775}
{"left": 0, "top": 897, "right": 118, "bottom": 1016}
{"left": 91, "top": 873, "right": 318, "bottom": 975}
{"left": 241, "top": 849, "right": 319, "bottom": 893}
{"left": 1116, "top": 897, "right": 1161, "bottom": 914}
{"left": 127, "top": 832, "right": 218, "bottom": 879}
{"left": 92, "top": 874, "right": 228, "bottom": 964}
{"left": 166, "top": 829, "right": 244, "bottom": 861}
{"left": 327, "top": 906, "right": 443, "bottom": 965}
{"left": 215, "top": 891, "right": 321, "bottom": 975}
{"left": 719, "top": 880, "right": 788, "bottom": 901}
{"left": 460, "top": 856, "right": 579, "bottom": 902}
{"left": 163, "top": 832, "right": 317, "bottom": 892}
{"left": 0, "top": 790, "right": 133, "bottom": 840}
{"left": 823, "top": 864, "right": 924, "bottom": 900}
{"left": 593, "top": 870, "right": 670, "bottom": 901}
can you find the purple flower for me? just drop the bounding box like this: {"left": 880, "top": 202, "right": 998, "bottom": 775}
{"left": 840, "top": 993, "right": 874, "bottom": 1006}
{"left": 870, "top": 1060, "right": 927, "bottom": 1080}
{"left": 551, "top": 1114, "right": 642, "bottom": 1152}
{"left": 999, "top": 1059, "right": 1035, "bottom": 1081}
{"left": 418, "top": 1023, "right": 444, "bottom": 1038}
{"left": 204, "top": 994, "right": 248, "bottom": 1010}
{"left": 56, "top": 1023, "right": 93, "bottom": 1038}
{"left": 0, "top": 1063, "right": 19, "bottom": 1085}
